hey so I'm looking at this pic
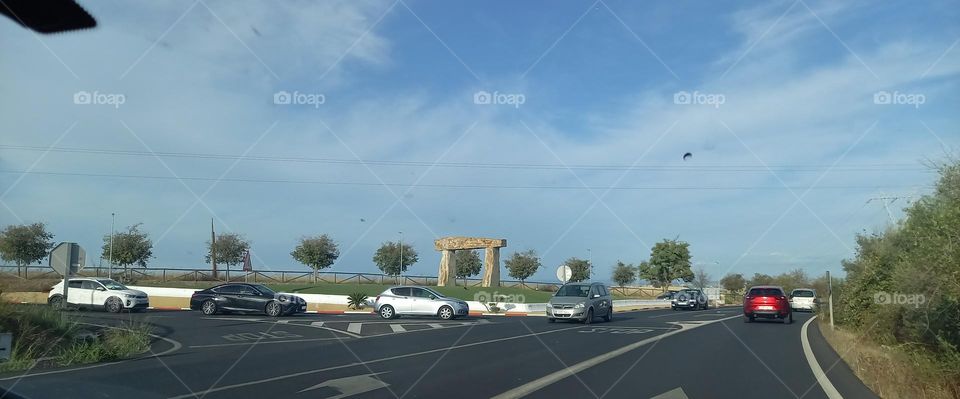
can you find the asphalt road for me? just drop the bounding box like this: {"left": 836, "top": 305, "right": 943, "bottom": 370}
{"left": 0, "top": 307, "right": 877, "bottom": 399}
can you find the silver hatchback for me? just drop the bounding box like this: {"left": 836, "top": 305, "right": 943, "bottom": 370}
{"left": 374, "top": 286, "right": 469, "bottom": 320}
{"left": 546, "top": 282, "right": 613, "bottom": 324}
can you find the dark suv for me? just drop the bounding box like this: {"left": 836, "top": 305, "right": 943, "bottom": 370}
{"left": 672, "top": 288, "right": 709, "bottom": 310}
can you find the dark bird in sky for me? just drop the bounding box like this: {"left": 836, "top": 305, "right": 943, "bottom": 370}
{"left": 682, "top": 152, "right": 693, "bottom": 161}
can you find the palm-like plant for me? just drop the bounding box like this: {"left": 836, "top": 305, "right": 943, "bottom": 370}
{"left": 347, "top": 292, "right": 368, "bottom": 310}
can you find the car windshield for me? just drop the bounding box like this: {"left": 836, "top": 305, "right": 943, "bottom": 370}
{"left": 555, "top": 285, "right": 590, "bottom": 297}
{"left": 98, "top": 280, "right": 128, "bottom": 290}
{"left": 253, "top": 285, "right": 276, "bottom": 296}
{"left": 793, "top": 290, "right": 815, "bottom": 297}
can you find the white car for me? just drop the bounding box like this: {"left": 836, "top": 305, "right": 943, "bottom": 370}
{"left": 373, "top": 286, "right": 469, "bottom": 320}
{"left": 48, "top": 278, "right": 149, "bottom": 313}
{"left": 789, "top": 288, "right": 818, "bottom": 312}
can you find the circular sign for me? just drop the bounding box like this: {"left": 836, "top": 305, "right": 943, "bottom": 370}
{"left": 556, "top": 265, "right": 572, "bottom": 283}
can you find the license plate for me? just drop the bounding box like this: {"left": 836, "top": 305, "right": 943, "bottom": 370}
{"left": 553, "top": 311, "right": 569, "bottom": 315}
{"left": 758, "top": 305, "right": 774, "bottom": 310}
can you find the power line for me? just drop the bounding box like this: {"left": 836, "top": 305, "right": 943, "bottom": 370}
{"left": 0, "top": 144, "right": 931, "bottom": 173}
{"left": 0, "top": 169, "right": 934, "bottom": 191}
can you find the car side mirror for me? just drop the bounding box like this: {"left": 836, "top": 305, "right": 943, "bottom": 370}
{"left": 429, "top": 295, "right": 437, "bottom": 300}
{"left": 593, "top": 294, "right": 600, "bottom": 298}
{"left": 788, "top": 295, "right": 794, "bottom": 299}
{"left": 96, "top": 287, "right": 106, "bottom": 291}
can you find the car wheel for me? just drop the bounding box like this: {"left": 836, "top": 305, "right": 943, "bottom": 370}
{"left": 784, "top": 312, "right": 793, "bottom": 324}
{"left": 106, "top": 297, "right": 123, "bottom": 313}
{"left": 265, "top": 301, "right": 283, "bottom": 317}
{"left": 48, "top": 295, "right": 65, "bottom": 310}
{"left": 438, "top": 306, "right": 454, "bottom": 320}
{"left": 583, "top": 308, "right": 593, "bottom": 324}
{"left": 201, "top": 299, "right": 218, "bottom": 315}
{"left": 604, "top": 307, "right": 613, "bottom": 322}
{"left": 744, "top": 314, "right": 753, "bottom": 323}
{"left": 379, "top": 305, "right": 395, "bottom": 319}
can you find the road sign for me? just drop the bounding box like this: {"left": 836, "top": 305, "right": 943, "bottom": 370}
{"left": 556, "top": 265, "right": 572, "bottom": 283}
{"left": 49, "top": 242, "right": 85, "bottom": 276}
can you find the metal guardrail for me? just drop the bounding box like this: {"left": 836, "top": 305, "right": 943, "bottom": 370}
{"left": 0, "top": 265, "right": 563, "bottom": 290}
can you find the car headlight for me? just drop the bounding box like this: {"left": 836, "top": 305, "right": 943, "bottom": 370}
{"left": 574, "top": 302, "right": 585, "bottom": 309}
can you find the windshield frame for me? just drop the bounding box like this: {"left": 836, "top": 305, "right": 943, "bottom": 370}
{"left": 554, "top": 284, "right": 590, "bottom": 297}
{"left": 252, "top": 284, "right": 276, "bottom": 296}
{"left": 97, "top": 279, "right": 128, "bottom": 290}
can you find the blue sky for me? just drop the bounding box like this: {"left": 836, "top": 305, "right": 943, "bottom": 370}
{"left": 1, "top": 0, "right": 957, "bottom": 284}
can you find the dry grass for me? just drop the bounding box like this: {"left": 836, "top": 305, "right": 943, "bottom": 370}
{"left": 818, "top": 320, "right": 959, "bottom": 399}
{"left": 0, "top": 278, "right": 58, "bottom": 293}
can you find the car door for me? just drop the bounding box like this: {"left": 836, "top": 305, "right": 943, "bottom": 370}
{"left": 389, "top": 287, "right": 412, "bottom": 313}
{"left": 66, "top": 280, "right": 91, "bottom": 307}
{"left": 409, "top": 288, "right": 436, "bottom": 314}
{"left": 236, "top": 285, "right": 268, "bottom": 312}
{"left": 215, "top": 285, "right": 242, "bottom": 310}
{"left": 597, "top": 285, "right": 611, "bottom": 315}
{"left": 84, "top": 280, "right": 110, "bottom": 307}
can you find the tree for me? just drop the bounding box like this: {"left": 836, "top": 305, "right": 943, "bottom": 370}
{"left": 454, "top": 250, "right": 482, "bottom": 285}
{"left": 720, "top": 273, "right": 747, "bottom": 295}
{"left": 505, "top": 250, "right": 540, "bottom": 284}
{"left": 206, "top": 233, "right": 250, "bottom": 278}
{"left": 638, "top": 239, "right": 693, "bottom": 290}
{"left": 101, "top": 224, "right": 153, "bottom": 275}
{"left": 564, "top": 257, "right": 591, "bottom": 282}
{"left": 0, "top": 222, "right": 54, "bottom": 276}
{"left": 373, "top": 242, "right": 418, "bottom": 276}
{"left": 291, "top": 234, "right": 340, "bottom": 282}
{"left": 748, "top": 273, "right": 774, "bottom": 287}
{"left": 691, "top": 267, "right": 712, "bottom": 291}
{"left": 611, "top": 261, "right": 636, "bottom": 287}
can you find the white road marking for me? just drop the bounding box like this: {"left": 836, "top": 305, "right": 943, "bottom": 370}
{"left": 801, "top": 316, "right": 843, "bottom": 399}
{"left": 491, "top": 315, "right": 741, "bottom": 399}
{"left": 390, "top": 324, "right": 406, "bottom": 332}
{"left": 298, "top": 372, "right": 390, "bottom": 396}
{"left": 347, "top": 323, "right": 363, "bottom": 335}
{"left": 650, "top": 387, "right": 689, "bottom": 399}
{"left": 311, "top": 321, "right": 324, "bottom": 328}
{"left": 167, "top": 324, "right": 587, "bottom": 398}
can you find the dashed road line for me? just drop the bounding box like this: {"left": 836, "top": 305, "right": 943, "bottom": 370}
{"left": 347, "top": 323, "right": 363, "bottom": 335}
{"left": 390, "top": 324, "right": 407, "bottom": 333}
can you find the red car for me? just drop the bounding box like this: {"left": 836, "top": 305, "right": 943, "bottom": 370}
{"left": 743, "top": 285, "right": 793, "bottom": 324}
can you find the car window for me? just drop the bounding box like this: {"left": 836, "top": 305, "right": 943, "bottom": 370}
{"left": 391, "top": 287, "right": 411, "bottom": 296}
{"left": 68, "top": 280, "right": 83, "bottom": 289}
{"left": 81, "top": 280, "right": 101, "bottom": 290}
{"left": 555, "top": 285, "right": 590, "bottom": 297}
{"left": 410, "top": 288, "right": 433, "bottom": 298}
{"left": 237, "top": 286, "right": 258, "bottom": 295}
{"left": 749, "top": 288, "right": 783, "bottom": 296}
{"left": 252, "top": 285, "right": 275, "bottom": 296}
{"left": 792, "top": 290, "right": 815, "bottom": 297}
{"left": 598, "top": 285, "right": 608, "bottom": 296}
{"left": 215, "top": 285, "right": 240, "bottom": 294}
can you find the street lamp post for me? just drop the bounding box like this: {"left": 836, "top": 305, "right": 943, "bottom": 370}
{"left": 108, "top": 213, "right": 115, "bottom": 279}
{"left": 398, "top": 231, "right": 403, "bottom": 284}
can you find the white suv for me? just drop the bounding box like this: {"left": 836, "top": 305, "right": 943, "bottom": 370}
{"left": 48, "top": 278, "right": 149, "bottom": 313}
{"left": 789, "top": 288, "right": 818, "bottom": 312}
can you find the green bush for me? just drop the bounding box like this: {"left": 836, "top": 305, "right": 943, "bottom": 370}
{"left": 347, "top": 292, "right": 368, "bottom": 310}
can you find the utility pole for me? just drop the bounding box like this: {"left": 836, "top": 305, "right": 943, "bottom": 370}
{"left": 109, "top": 212, "right": 115, "bottom": 279}
{"left": 867, "top": 195, "right": 908, "bottom": 225}
{"left": 210, "top": 218, "right": 218, "bottom": 280}
{"left": 398, "top": 231, "right": 403, "bottom": 285}
{"left": 827, "top": 270, "right": 834, "bottom": 330}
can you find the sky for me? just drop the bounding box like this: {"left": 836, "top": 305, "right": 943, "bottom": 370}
{"left": 1, "top": 0, "right": 958, "bottom": 284}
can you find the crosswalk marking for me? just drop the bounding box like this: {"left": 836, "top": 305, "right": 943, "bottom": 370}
{"left": 390, "top": 324, "right": 406, "bottom": 332}
{"left": 347, "top": 323, "right": 363, "bottom": 334}
{"left": 311, "top": 321, "right": 324, "bottom": 328}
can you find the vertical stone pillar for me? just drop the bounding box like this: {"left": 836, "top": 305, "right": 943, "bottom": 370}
{"left": 481, "top": 247, "right": 500, "bottom": 287}
{"left": 438, "top": 249, "right": 456, "bottom": 287}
